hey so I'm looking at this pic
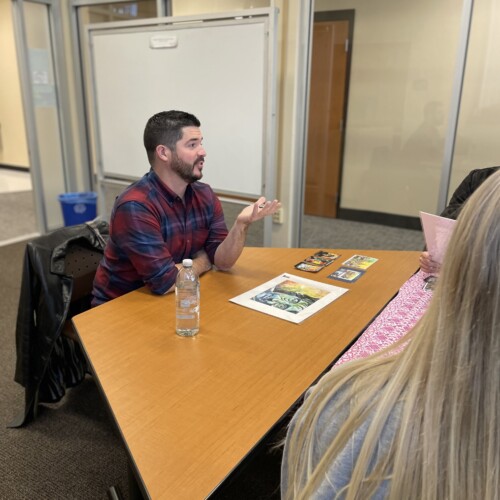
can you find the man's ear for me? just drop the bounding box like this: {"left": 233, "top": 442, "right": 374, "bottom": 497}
{"left": 156, "top": 144, "right": 171, "bottom": 161}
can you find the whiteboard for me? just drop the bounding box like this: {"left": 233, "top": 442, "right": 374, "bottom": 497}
{"left": 88, "top": 12, "right": 276, "bottom": 199}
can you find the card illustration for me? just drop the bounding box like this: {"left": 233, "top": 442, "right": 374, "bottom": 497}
{"left": 342, "top": 254, "right": 378, "bottom": 270}
{"left": 328, "top": 267, "right": 365, "bottom": 283}
{"left": 295, "top": 251, "right": 341, "bottom": 273}
{"left": 313, "top": 251, "right": 340, "bottom": 262}
{"left": 304, "top": 256, "right": 329, "bottom": 266}
{"left": 295, "top": 262, "right": 322, "bottom": 273}
{"left": 251, "top": 279, "right": 329, "bottom": 314}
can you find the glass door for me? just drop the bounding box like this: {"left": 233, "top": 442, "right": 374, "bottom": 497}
{"left": 13, "top": 0, "right": 73, "bottom": 231}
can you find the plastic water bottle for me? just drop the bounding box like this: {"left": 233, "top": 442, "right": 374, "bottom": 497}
{"left": 175, "top": 259, "right": 200, "bottom": 337}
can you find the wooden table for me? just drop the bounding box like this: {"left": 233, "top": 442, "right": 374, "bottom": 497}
{"left": 73, "top": 247, "right": 419, "bottom": 499}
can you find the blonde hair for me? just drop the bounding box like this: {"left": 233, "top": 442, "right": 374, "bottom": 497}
{"left": 284, "top": 170, "right": 500, "bottom": 500}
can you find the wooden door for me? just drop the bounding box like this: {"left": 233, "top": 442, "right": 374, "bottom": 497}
{"left": 305, "top": 19, "right": 350, "bottom": 218}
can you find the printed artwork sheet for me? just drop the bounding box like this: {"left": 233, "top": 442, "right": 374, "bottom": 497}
{"left": 419, "top": 211, "right": 457, "bottom": 265}
{"left": 230, "top": 273, "right": 348, "bottom": 324}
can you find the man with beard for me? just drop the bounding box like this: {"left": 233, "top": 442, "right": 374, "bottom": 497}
{"left": 92, "top": 110, "right": 280, "bottom": 306}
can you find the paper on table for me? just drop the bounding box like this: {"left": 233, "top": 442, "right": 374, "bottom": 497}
{"left": 419, "top": 211, "right": 457, "bottom": 265}
{"left": 230, "top": 273, "right": 348, "bottom": 324}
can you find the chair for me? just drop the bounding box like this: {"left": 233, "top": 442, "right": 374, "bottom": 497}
{"left": 61, "top": 243, "right": 104, "bottom": 341}
{"left": 9, "top": 220, "right": 109, "bottom": 427}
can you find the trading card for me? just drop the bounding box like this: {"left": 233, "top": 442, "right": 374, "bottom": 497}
{"left": 342, "top": 254, "right": 378, "bottom": 270}
{"left": 304, "top": 256, "right": 327, "bottom": 266}
{"left": 296, "top": 251, "right": 340, "bottom": 272}
{"left": 423, "top": 275, "right": 437, "bottom": 291}
{"left": 295, "top": 262, "right": 323, "bottom": 273}
{"left": 327, "top": 267, "right": 365, "bottom": 282}
{"left": 313, "top": 251, "right": 341, "bottom": 262}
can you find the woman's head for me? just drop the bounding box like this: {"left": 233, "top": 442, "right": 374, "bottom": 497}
{"left": 283, "top": 170, "right": 500, "bottom": 500}
{"left": 400, "top": 167, "right": 500, "bottom": 499}
{"left": 417, "top": 169, "right": 500, "bottom": 409}
{"left": 436, "top": 168, "right": 500, "bottom": 336}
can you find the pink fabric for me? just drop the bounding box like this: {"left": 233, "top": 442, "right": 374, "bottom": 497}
{"left": 336, "top": 270, "right": 434, "bottom": 365}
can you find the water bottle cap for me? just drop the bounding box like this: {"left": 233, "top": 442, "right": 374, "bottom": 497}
{"left": 182, "top": 259, "right": 193, "bottom": 267}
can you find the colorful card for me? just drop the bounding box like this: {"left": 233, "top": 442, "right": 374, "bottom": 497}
{"left": 342, "top": 254, "right": 378, "bottom": 270}
{"left": 328, "top": 267, "right": 366, "bottom": 283}
{"left": 295, "top": 251, "right": 340, "bottom": 273}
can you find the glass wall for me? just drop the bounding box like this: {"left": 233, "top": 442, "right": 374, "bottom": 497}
{"left": 68, "top": 0, "right": 498, "bottom": 241}
{"left": 171, "top": 0, "right": 270, "bottom": 16}
{"left": 313, "top": 0, "right": 463, "bottom": 220}
{"left": 450, "top": 0, "right": 500, "bottom": 193}
{"left": 77, "top": 0, "right": 157, "bottom": 24}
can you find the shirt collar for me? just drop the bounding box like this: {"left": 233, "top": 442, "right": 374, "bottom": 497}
{"left": 148, "top": 169, "right": 194, "bottom": 205}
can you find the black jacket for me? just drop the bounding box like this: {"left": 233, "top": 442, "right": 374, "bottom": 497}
{"left": 441, "top": 166, "right": 500, "bottom": 219}
{"left": 10, "top": 220, "right": 109, "bottom": 427}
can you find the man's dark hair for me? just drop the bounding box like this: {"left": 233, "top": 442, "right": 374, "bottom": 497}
{"left": 143, "top": 110, "right": 201, "bottom": 165}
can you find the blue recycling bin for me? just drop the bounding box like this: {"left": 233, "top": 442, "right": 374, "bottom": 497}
{"left": 58, "top": 191, "right": 98, "bottom": 226}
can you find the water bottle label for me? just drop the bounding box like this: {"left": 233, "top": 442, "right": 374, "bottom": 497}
{"left": 180, "top": 299, "right": 192, "bottom": 308}
{"left": 177, "top": 314, "right": 194, "bottom": 319}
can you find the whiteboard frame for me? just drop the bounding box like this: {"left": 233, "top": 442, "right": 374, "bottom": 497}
{"left": 85, "top": 8, "right": 278, "bottom": 245}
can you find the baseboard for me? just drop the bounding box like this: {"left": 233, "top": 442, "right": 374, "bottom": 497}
{"left": 0, "top": 163, "right": 29, "bottom": 172}
{"left": 337, "top": 208, "right": 421, "bottom": 230}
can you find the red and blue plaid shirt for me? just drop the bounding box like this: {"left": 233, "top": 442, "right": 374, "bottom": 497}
{"left": 92, "top": 170, "right": 228, "bottom": 306}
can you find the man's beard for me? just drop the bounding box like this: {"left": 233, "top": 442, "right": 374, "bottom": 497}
{"left": 171, "top": 153, "right": 203, "bottom": 184}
